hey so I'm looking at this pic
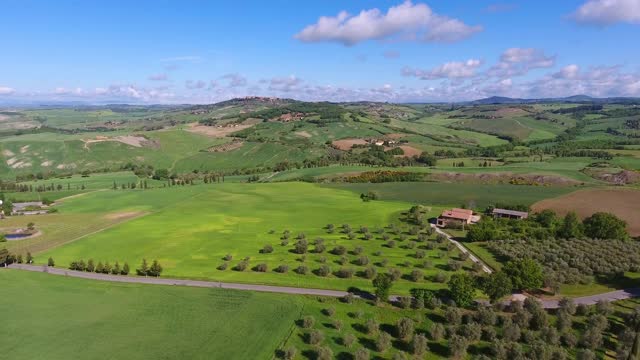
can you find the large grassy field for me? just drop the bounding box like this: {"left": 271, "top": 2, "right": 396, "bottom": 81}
{"left": 321, "top": 182, "right": 578, "bottom": 209}
{"left": 1, "top": 269, "right": 301, "bottom": 360}
{"left": 36, "top": 182, "right": 464, "bottom": 294}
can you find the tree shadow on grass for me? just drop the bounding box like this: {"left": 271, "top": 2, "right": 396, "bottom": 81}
{"left": 336, "top": 352, "right": 354, "bottom": 360}
{"left": 428, "top": 341, "right": 449, "bottom": 358}
{"left": 427, "top": 312, "right": 446, "bottom": 324}
{"left": 301, "top": 349, "right": 317, "bottom": 360}
{"left": 351, "top": 322, "right": 368, "bottom": 334}
{"left": 358, "top": 336, "right": 377, "bottom": 351}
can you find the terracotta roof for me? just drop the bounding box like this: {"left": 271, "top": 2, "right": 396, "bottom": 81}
{"left": 440, "top": 208, "right": 473, "bottom": 221}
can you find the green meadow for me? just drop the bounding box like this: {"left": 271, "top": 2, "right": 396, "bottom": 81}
{"left": 1, "top": 269, "right": 300, "bottom": 360}
{"left": 36, "top": 183, "right": 431, "bottom": 293}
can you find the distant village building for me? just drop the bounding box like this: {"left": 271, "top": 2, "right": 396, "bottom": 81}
{"left": 492, "top": 208, "right": 529, "bottom": 220}
{"left": 436, "top": 208, "right": 481, "bottom": 228}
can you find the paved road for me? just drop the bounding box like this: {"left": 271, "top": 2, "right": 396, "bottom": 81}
{"left": 541, "top": 288, "right": 640, "bottom": 309}
{"left": 7, "top": 264, "right": 639, "bottom": 309}
{"left": 7, "top": 263, "right": 353, "bottom": 297}
{"left": 431, "top": 224, "right": 493, "bottom": 274}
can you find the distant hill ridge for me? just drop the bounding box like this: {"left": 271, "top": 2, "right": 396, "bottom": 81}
{"left": 469, "top": 95, "right": 640, "bottom": 105}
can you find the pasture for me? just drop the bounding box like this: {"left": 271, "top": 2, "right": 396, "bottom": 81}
{"left": 30, "top": 182, "right": 480, "bottom": 294}
{"left": 0, "top": 269, "right": 300, "bottom": 360}
{"left": 322, "top": 182, "right": 578, "bottom": 209}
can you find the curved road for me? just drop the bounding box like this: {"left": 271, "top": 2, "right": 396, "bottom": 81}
{"left": 7, "top": 263, "right": 639, "bottom": 309}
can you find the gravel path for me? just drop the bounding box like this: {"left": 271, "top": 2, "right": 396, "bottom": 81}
{"left": 431, "top": 225, "right": 493, "bottom": 274}
{"left": 7, "top": 264, "right": 639, "bottom": 309}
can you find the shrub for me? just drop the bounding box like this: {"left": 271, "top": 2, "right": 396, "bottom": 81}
{"left": 47, "top": 257, "right": 55, "bottom": 267}
{"left": 275, "top": 264, "right": 289, "bottom": 273}
{"left": 376, "top": 332, "right": 392, "bottom": 352}
{"left": 295, "top": 265, "right": 309, "bottom": 275}
{"left": 316, "top": 265, "right": 331, "bottom": 277}
{"left": 356, "top": 255, "right": 369, "bottom": 266}
{"left": 343, "top": 333, "right": 356, "bottom": 348}
{"left": 324, "top": 307, "right": 336, "bottom": 317}
{"left": 87, "top": 259, "right": 95, "bottom": 272}
{"left": 331, "top": 245, "right": 347, "bottom": 255}
{"left": 316, "top": 346, "right": 332, "bottom": 360}
{"left": 112, "top": 262, "right": 121, "bottom": 275}
{"left": 364, "top": 266, "right": 377, "bottom": 279}
{"left": 121, "top": 262, "right": 130, "bottom": 275}
{"left": 415, "top": 250, "right": 425, "bottom": 259}
{"left": 448, "top": 261, "right": 462, "bottom": 271}
{"left": 254, "top": 263, "right": 268, "bottom": 272}
{"left": 365, "top": 318, "right": 378, "bottom": 335}
{"left": 294, "top": 239, "right": 308, "bottom": 254}
{"left": 397, "top": 296, "right": 412, "bottom": 309}
{"left": 429, "top": 323, "right": 445, "bottom": 340}
{"left": 260, "top": 244, "right": 273, "bottom": 254}
{"left": 301, "top": 315, "right": 315, "bottom": 328}
{"left": 307, "top": 329, "right": 324, "bottom": 345}
{"left": 148, "top": 260, "right": 163, "bottom": 277}
{"left": 217, "top": 262, "right": 229, "bottom": 270}
{"left": 342, "top": 293, "right": 355, "bottom": 304}
{"left": 223, "top": 254, "right": 233, "bottom": 261}
{"left": 336, "top": 267, "right": 354, "bottom": 278}
{"left": 353, "top": 246, "right": 363, "bottom": 255}
{"left": 354, "top": 347, "right": 370, "bottom": 360}
{"left": 397, "top": 318, "right": 415, "bottom": 340}
{"left": 283, "top": 346, "right": 297, "bottom": 360}
{"left": 234, "top": 260, "right": 249, "bottom": 271}
{"left": 386, "top": 240, "right": 396, "bottom": 248}
{"left": 434, "top": 272, "right": 448, "bottom": 283}
{"left": 388, "top": 268, "right": 402, "bottom": 281}
{"left": 333, "top": 319, "right": 343, "bottom": 330}
{"left": 412, "top": 333, "right": 428, "bottom": 355}
{"left": 410, "top": 269, "right": 423, "bottom": 282}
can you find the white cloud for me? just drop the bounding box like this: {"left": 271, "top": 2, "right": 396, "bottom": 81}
{"left": 572, "top": 0, "right": 640, "bottom": 25}
{"left": 221, "top": 73, "right": 247, "bottom": 87}
{"left": 294, "top": 1, "right": 482, "bottom": 45}
{"left": 403, "top": 59, "right": 482, "bottom": 80}
{"left": 268, "top": 75, "right": 304, "bottom": 92}
{"left": 487, "top": 48, "right": 555, "bottom": 78}
{"left": 0, "top": 86, "right": 15, "bottom": 95}
{"left": 149, "top": 73, "right": 168, "bottom": 81}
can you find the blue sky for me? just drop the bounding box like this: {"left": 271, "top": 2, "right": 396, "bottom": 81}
{"left": 1, "top": 0, "right": 639, "bottom": 103}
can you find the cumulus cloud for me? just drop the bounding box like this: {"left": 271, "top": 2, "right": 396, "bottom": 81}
{"left": 148, "top": 73, "right": 168, "bottom": 81}
{"left": 294, "top": 1, "right": 482, "bottom": 45}
{"left": 572, "top": 0, "right": 640, "bottom": 25}
{"left": 268, "top": 75, "right": 304, "bottom": 92}
{"left": 487, "top": 48, "right": 555, "bottom": 78}
{"left": 221, "top": 73, "right": 247, "bottom": 87}
{"left": 0, "top": 86, "right": 15, "bottom": 95}
{"left": 521, "top": 64, "right": 640, "bottom": 98}
{"left": 403, "top": 59, "right": 482, "bottom": 80}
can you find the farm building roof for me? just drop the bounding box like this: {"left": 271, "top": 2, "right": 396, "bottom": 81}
{"left": 439, "top": 208, "right": 473, "bottom": 221}
{"left": 492, "top": 208, "right": 529, "bottom": 218}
